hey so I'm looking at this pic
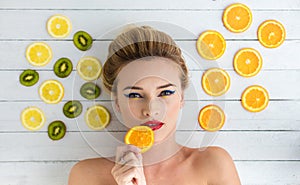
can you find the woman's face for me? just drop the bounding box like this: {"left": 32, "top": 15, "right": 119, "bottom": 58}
{"left": 114, "top": 57, "right": 185, "bottom": 143}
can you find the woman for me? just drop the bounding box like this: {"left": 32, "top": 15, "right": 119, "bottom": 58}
{"left": 68, "top": 25, "right": 241, "bottom": 185}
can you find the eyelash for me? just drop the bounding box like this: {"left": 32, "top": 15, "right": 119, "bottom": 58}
{"left": 124, "top": 90, "right": 176, "bottom": 99}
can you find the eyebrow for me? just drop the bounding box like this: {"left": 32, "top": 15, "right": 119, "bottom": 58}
{"left": 123, "top": 83, "right": 176, "bottom": 91}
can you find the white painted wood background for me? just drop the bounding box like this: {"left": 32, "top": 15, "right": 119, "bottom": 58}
{"left": 1, "top": 0, "right": 300, "bottom": 184}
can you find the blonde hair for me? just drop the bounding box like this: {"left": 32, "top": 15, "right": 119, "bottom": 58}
{"left": 101, "top": 25, "right": 189, "bottom": 93}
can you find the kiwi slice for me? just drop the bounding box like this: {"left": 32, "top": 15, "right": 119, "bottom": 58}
{"left": 53, "top": 57, "right": 73, "bottom": 78}
{"left": 73, "top": 31, "right": 93, "bottom": 51}
{"left": 48, "top": 120, "right": 66, "bottom": 141}
{"left": 19, "top": 69, "right": 39, "bottom": 87}
{"left": 80, "top": 82, "right": 101, "bottom": 100}
{"left": 63, "top": 100, "right": 83, "bottom": 118}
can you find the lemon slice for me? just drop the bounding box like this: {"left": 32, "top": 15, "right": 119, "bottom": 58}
{"left": 124, "top": 126, "right": 154, "bottom": 153}
{"left": 21, "top": 106, "right": 45, "bottom": 131}
{"left": 77, "top": 56, "right": 102, "bottom": 81}
{"left": 85, "top": 105, "right": 111, "bottom": 130}
{"left": 26, "top": 42, "right": 52, "bottom": 66}
{"left": 47, "top": 14, "right": 72, "bottom": 38}
{"left": 39, "top": 80, "right": 64, "bottom": 104}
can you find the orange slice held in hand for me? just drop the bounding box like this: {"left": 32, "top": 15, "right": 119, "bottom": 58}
{"left": 234, "top": 48, "right": 263, "bottom": 77}
{"left": 124, "top": 126, "right": 154, "bottom": 153}
{"left": 196, "top": 30, "right": 226, "bottom": 60}
{"left": 258, "top": 20, "right": 286, "bottom": 48}
{"left": 241, "top": 85, "right": 269, "bottom": 112}
{"left": 223, "top": 3, "right": 252, "bottom": 33}
{"left": 198, "top": 105, "right": 225, "bottom": 132}
{"left": 202, "top": 68, "right": 231, "bottom": 96}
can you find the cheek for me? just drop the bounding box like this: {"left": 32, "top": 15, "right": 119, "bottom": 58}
{"left": 128, "top": 100, "right": 143, "bottom": 117}
{"left": 119, "top": 98, "right": 144, "bottom": 120}
{"left": 164, "top": 97, "right": 181, "bottom": 119}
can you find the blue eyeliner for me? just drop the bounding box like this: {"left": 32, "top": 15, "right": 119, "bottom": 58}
{"left": 159, "top": 90, "right": 176, "bottom": 96}
{"left": 123, "top": 90, "right": 176, "bottom": 98}
{"left": 123, "top": 93, "right": 143, "bottom": 98}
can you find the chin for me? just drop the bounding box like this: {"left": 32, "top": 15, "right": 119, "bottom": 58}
{"left": 153, "top": 127, "right": 176, "bottom": 143}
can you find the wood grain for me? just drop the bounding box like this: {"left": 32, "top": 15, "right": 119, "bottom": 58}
{"left": 0, "top": 0, "right": 299, "bottom": 184}
{"left": 1, "top": 41, "right": 300, "bottom": 70}
{"left": 0, "top": 10, "right": 299, "bottom": 40}
{"left": 0, "top": 132, "right": 299, "bottom": 161}
{"left": 1, "top": 0, "right": 300, "bottom": 10}
{"left": 0, "top": 101, "right": 299, "bottom": 132}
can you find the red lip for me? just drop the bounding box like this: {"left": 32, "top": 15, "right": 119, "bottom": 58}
{"left": 141, "top": 120, "right": 164, "bottom": 131}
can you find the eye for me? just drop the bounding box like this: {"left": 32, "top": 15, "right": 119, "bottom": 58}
{"left": 159, "top": 90, "right": 176, "bottom": 97}
{"left": 124, "top": 93, "right": 143, "bottom": 99}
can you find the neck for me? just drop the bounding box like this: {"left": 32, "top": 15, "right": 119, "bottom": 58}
{"left": 142, "top": 131, "right": 182, "bottom": 166}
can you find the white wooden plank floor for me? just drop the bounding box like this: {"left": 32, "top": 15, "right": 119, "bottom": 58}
{"left": 0, "top": 0, "right": 299, "bottom": 184}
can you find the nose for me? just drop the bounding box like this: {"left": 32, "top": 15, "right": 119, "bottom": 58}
{"left": 142, "top": 98, "right": 164, "bottom": 117}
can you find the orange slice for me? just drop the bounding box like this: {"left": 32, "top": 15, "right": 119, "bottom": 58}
{"left": 198, "top": 105, "right": 225, "bottom": 132}
{"left": 21, "top": 106, "right": 45, "bottom": 131}
{"left": 202, "top": 68, "right": 230, "bottom": 96}
{"left": 39, "top": 80, "right": 64, "bottom": 104}
{"left": 258, "top": 20, "right": 286, "bottom": 48}
{"left": 233, "top": 48, "right": 263, "bottom": 77}
{"left": 196, "top": 30, "right": 226, "bottom": 60}
{"left": 47, "top": 14, "right": 72, "bottom": 38}
{"left": 124, "top": 126, "right": 154, "bottom": 153}
{"left": 85, "top": 105, "right": 111, "bottom": 130}
{"left": 241, "top": 85, "right": 269, "bottom": 112}
{"left": 223, "top": 3, "right": 252, "bottom": 33}
{"left": 26, "top": 42, "right": 52, "bottom": 66}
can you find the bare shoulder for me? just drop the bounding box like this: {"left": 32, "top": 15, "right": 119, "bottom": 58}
{"left": 68, "top": 157, "right": 115, "bottom": 185}
{"left": 189, "top": 146, "right": 241, "bottom": 185}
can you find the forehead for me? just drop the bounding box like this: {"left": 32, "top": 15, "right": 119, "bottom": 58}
{"left": 116, "top": 57, "right": 181, "bottom": 88}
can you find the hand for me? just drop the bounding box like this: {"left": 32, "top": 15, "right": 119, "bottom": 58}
{"left": 111, "top": 145, "right": 147, "bottom": 185}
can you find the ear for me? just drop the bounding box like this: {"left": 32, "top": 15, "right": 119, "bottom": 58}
{"left": 113, "top": 94, "right": 121, "bottom": 113}
{"left": 115, "top": 100, "right": 121, "bottom": 112}
{"left": 180, "top": 92, "right": 185, "bottom": 109}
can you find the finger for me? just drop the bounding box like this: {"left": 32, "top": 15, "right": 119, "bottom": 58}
{"left": 124, "top": 152, "right": 144, "bottom": 167}
{"left": 113, "top": 166, "right": 139, "bottom": 184}
{"left": 115, "top": 145, "right": 129, "bottom": 163}
{"left": 112, "top": 163, "right": 135, "bottom": 178}
{"left": 127, "top": 144, "right": 141, "bottom": 155}
{"left": 123, "top": 152, "right": 139, "bottom": 163}
{"left": 126, "top": 145, "right": 143, "bottom": 163}
{"left": 115, "top": 145, "right": 140, "bottom": 161}
{"left": 116, "top": 146, "right": 143, "bottom": 165}
{"left": 120, "top": 167, "right": 140, "bottom": 184}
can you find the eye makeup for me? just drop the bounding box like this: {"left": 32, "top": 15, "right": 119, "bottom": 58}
{"left": 123, "top": 90, "right": 176, "bottom": 99}
{"left": 158, "top": 90, "right": 176, "bottom": 97}
{"left": 123, "top": 92, "right": 143, "bottom": 98}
